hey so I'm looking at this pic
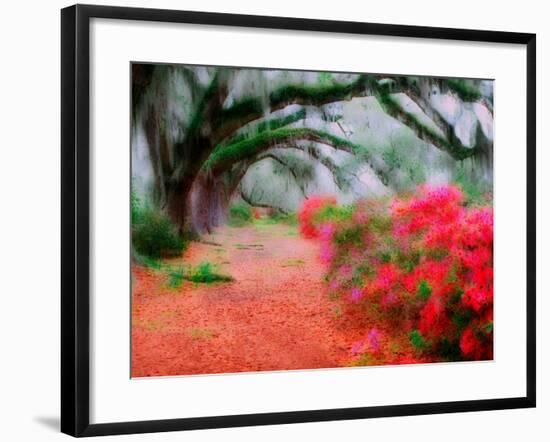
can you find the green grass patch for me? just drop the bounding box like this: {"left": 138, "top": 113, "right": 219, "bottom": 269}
{"left": 187, "top": 261, "right": 234, "bottom": 284}
{"left": 269, "top": 211, "right": 299, "bottom": 226}
{"left": 163, "top": 261, "right": 234, "bottom": 288}
{"left": 167, "top": 266, "right": 186, "bottom": 289}
{"left": 253, "top": 218, "right": 278, "bottom": 227}
{"left": 228, "top": 202, "right": 253, "bottom": 227}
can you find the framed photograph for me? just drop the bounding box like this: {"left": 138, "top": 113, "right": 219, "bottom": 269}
{"left": 61, "top": 4, "right": 536, "bottom": 437}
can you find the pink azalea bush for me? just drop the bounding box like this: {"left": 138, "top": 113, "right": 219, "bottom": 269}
{"left": 299, "top": 185, "right": 493, "bottom": 363}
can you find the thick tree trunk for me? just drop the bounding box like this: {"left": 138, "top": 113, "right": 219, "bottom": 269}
{"left": 190, "top": 172, "right": 232, "bottom": 234}
{"left": 166, "top": 179, "right": 195, "bottom": 236}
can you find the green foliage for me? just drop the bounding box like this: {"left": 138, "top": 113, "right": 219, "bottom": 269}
{"left": 452, "top": 309, "right": 472, "bottom": 329}
{"left": 369, "top": 213, "right": 393, "bottom": 235}
{"left": 134, "top": 254, "right": 163, "bottom": 270}
{"left": 187, "top": 261, "right": 234, "bottom": 284}
{"left": 317, "top": 72, "right": 333, "bottom": 86}
{"left": 334, "top": 225, "right": 363, "bottom": 247}
{"left": 381, "top": 136, "right": 426, "bottom": 187}
{"left": 446, "top": 79, "right": 482, "bottom": 102}
{"left": 353, "top": 262, "right": 376, "bottom": 281}
{"left": 406, "top": 163, "right": 427, "bottom": 185}
{"left": 314, "top": 204, "right": 354, "bottom": 226}
{"left": 268, "top": 211, "right": 298, "bottom": 226}
{"left": 167, "top": 266, "right": 185, "bottom": 288}
{"left": 395, "top": 248, "right": 423, "bottom": 272}
{"left": 131, "top": 187, "right": 142, "bottom": 224}
{"left": 229, "top": 202, "right": 253, "bottom": 226}
{"left": 417, "top": 280, "right": 432, "bottom": 301}
{"left": 382, "top": 146, "right": 402, "bottom": 170}
{"left": 409, "top": 329, "right": 428, "bottom": 350}
{"left": 163, "top": 262, "right": 234, "bottom": 287}
{"left": 132, "top": 208, "right": 186, "bottom": 259}
{"left": 438, "top": 338, "right": 462, "bottom": 361}
{"left": 453, "top": 163, "right": 487, "bottom": 204}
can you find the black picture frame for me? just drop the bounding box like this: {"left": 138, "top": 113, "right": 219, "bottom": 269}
{"left": 61, "top": 4, "right": 536, "bottom": 437}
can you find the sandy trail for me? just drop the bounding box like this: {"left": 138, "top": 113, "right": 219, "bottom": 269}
{"left": 131, "top": 222, "right": 353, "bottom": 377}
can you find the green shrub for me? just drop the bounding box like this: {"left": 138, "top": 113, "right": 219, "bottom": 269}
{"left": 314, "top": 203, "right": 354, "bottom": 226}
{"left": 229, "top": 202, "right": 252, "bottom": 226}
{"left": 132, "top": 208, "right": 186, "bottom": 259}
{"left": 134, "top": 254, "right": 163, "bottom": 270}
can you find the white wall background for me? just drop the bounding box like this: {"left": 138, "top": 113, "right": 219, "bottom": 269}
{"left": 0, "top": 0, "right": 546, "bottom": 440}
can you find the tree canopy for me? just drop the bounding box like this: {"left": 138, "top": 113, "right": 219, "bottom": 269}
{"left": 132, "top": 64, "right": 493, "bottom": 234}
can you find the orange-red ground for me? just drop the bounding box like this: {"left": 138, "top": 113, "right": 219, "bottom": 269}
{"left": 131, "top": 222, "right": 415, "bottom": 377}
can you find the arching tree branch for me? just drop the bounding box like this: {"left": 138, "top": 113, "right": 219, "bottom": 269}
{"left": 254, "top": 152, "right": 308, "bottom": 197}
{"left": 239, "top": 188, "right": 290, "bottom": 214}
{"left": 171, "top": 69, "right": 230, "bottom": 181}
{"left": 204, "top": 127, "right": 366, "bottom": 174}
{"left": 372, "top": 76, "right": 491, "bottom": 160}
{"left": 214, "top": 75, "right": 371, "bottom": 143}
{"left": 225, "top": 108, "right": 307, "bottom": 146}
{"left": 375, "top": 91, "right": 478, "bottom": 160}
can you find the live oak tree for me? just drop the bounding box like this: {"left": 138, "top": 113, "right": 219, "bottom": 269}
{"left": 132, "top": 64, "right": 492, "bottom": 235}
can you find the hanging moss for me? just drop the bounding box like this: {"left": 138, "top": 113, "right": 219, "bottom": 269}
{"left": 257, "top": 108, "right": 306, "bottom": 133}
{"left": 228, "top": 108, "right": 307, "bottom": 145}
{"left": 269, "top": 74, "right": 369, "bottom": 107}
{"left": 217, "top": 97, "right": 264, "bottom": 127}
{"left": 185, "top": 71, "right": 222, "bottom": 139}
{"left": 317, "top": 72, "right": 334, "bottom": 85}
{"left": 377, "top": 92, "right": 476, "bottom": 161}
{"left": 446, "top": 79, "right": 482, "bottom": 102}
{"left": 217, "top": 74, "right": 371, "bottom": 141}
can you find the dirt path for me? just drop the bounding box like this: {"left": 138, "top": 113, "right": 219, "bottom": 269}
{"left": 131, "top": 222, "right": 353, "bottom": 377}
